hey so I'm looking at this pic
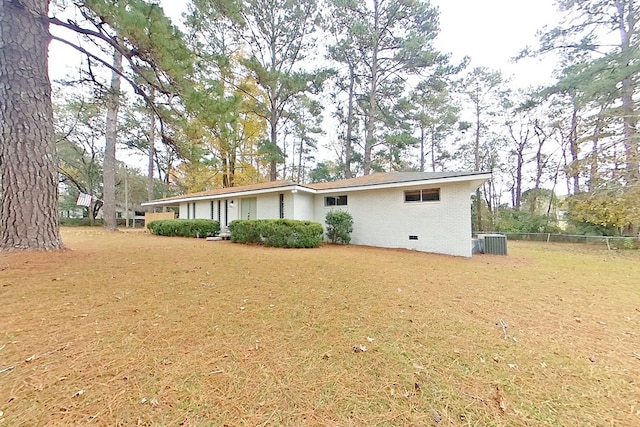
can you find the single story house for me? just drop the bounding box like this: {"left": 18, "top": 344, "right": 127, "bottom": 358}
{"left": 142, "top": 171, "right": 491, "bottom": 257}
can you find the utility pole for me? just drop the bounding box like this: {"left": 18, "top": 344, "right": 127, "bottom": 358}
{"left": 148, "top": 88, "right": 156, "bottom": 213}
{"left": 125, "top": 165, "right": 129, "bottom": 228}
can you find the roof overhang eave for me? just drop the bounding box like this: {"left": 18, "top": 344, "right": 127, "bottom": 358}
{"left": 314, "top": 172, "right": 493, "bottom": 193}
{"left": 141, "top": 184, "right": 316, "bottom": 206}
{"left": 468, "top": 175, "right": 492, "bottom": 191}
{"left": 141, "top": 200, "right": 181, "bottom": 207}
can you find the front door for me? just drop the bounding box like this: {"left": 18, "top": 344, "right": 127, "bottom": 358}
{"left": 241, "top": 197, "right": 257, "bottom": 220}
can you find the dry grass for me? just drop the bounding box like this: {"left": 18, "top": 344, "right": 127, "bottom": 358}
{"left": 1, "top": 228, "right": 639, "bottom": 426}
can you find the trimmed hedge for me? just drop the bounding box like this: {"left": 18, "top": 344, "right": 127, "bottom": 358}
{"left": 229, "top": 219, "right": 323, "bottom": 248}
{"left": 325, "top": 210, "right": 354, "bottom": 244}
{"left": 147, "top": 219, "right": 220, "bottom": 238}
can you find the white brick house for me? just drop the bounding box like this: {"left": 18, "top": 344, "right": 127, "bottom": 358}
{"left": 143, "top": 171, "right": 491, "bottom": 257}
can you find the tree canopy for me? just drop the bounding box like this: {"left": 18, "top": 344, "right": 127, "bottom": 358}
{"left": 2, "top": 0, "right": 640, "bottom": 251}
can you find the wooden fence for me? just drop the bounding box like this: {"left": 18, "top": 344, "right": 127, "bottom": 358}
{"left": 144, "top": 212, "right": 175, "bottom": 226}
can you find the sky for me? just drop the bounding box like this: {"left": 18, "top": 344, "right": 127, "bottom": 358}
{"left": 431, "top": 0, "right": 559, "bottom": 87}
{"left": 47, "top": 0, "right": 564, "bottom": 169}
{"left": 50, "top": 0, "right": 561, "bottom": 86}
{"left": 159, "top": 0, "right": 561, "bottom": 86}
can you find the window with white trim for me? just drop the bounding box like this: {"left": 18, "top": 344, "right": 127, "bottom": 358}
{"left": 404, "top": 188, "right": 440, "bottom": 202}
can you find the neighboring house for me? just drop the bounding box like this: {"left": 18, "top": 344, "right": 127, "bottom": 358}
{"left": 142, "top": 171, "right": 491, "bottom": 257}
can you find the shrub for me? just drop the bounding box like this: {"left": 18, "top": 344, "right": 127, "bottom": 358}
{"left": 622, "top": 237, "right": 639, "bottom": 250}
{"left": 228, "top": 219, "right": 263, "bottom": 244}
{"left": 494, "top": 208, "right": 561, "bottom": 234}
{"left": 147, "top": 219, "right": 220, "bottom": 238}
{"left": 325, "top": 210, "right": 354, "bottom": 244}
{"left": 229, "top": 219, "right": 323, "bottom": 248}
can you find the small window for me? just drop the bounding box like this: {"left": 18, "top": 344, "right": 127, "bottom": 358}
{"left": 422, "top": 188, "right": 440, "bottom": 201}
{"left": 404, "top": 190, "right": 421, "bottom": 202}
{"left": 404, "top": 188, "right": 440, "bottom": 202}
{"left": 279, "top": 193, "right": 285, "bottom": 219}
{"left": 325, "top": 195, "right": 347, "bottom": 206}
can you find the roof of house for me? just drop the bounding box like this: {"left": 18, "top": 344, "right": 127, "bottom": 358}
{"left": 142, "top": 171, "right": 491, "bottom": 206}
{"left": 306, "top": 171, "right": 488, "bottom": 190}
{"left": 147, "top": 180, "right": 297, "bottom": 204}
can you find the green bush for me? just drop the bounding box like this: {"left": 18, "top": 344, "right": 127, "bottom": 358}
{"left": 228, "top": 219, "right": 263, "bottom": 244}
{"left": 494, "top": 208, "right": 561, "bottom": 234}
{"left": 325, "top": 210, "right": 354, "bottom": 244}
{"left": 229, "top": 219, "right": 323, "bottom": 248}
{"left": 147, "top": 219, "right": 220, "bottom": 238}
{"left": 621, "top": 237, "right": 639, "bottom": 250}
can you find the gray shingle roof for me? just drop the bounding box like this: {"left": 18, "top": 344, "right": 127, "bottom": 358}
{"left": 306, "top": 171, "right": 489, "bottom": 190}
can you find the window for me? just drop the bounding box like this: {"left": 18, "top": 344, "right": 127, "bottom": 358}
{"left": 404, "top": 190, "right": 421, "bottom": 202}
{"left": 325, "top": 195, "right": 348, "bottom": 206}
{"left": 404, "top": 188, "right": 440, "bottom": 202}
{"left": 279, "top": 194, "right": 285, "bottom": 218}
{"left": 422, "top": 188, "right": 440, "bottom": 201}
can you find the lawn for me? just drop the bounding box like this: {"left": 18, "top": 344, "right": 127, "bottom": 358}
{"left": 1, "top": 228, "right": 639, "bottom": 426}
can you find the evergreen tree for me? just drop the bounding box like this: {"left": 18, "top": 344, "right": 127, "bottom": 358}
{"left": 0, "top": 0, "right": 63, "bottom": 250}
{"left": 0, "top": 0, "right": 194, "bottom": 249}
{"left": 195, "top": 0, "right": 329, "bottom": 180}
{"left": 328, "top": 0, "right": 447, "bottom": 175}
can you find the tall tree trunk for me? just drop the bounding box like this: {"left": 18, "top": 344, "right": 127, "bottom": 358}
{"left": 533, "top": 120, "right": 546, "bottom": 190}
{"left": 103, "top": 49, "right": 122, "bottom": 231}
{"left": 269, "top": 110, "right": 278, "bottom": 181}
{"left": 474, "top": 103, "right": 481, "bottom": 171}
{"left": 562, "top": 144, "right": 572, "bottom": 196}
{"left": 363, "top": 0, "right": 380, "bottom": 176}
{"left": 268, "top": 34, "right": 279, "bottom": 182}
{"left": 620, "top": 76, "right": 638, "bottom": 181}
{"left": 344, "top": 64, "right": 355, "bottom": 179}
{"left": 473, "top": 101, "right": 482, "bottom": 231}
{"left": 222, "top": 157, "right": 229, "bottom": 187}
{"left": 515, "top": 149, "right": 524, "bottom": 209}
{"left": 569, "top": 96, "right": 580, "bottom": 194}
{"left": 147, "top": 89, "right": 156, "bottom": 212}
{"left": 430, "top": 125, "right": 437, "bottom": 172}
{"left": 229, "top": 151, "right": 236, "bottom": 187}
{"left": 508, "top": 124, "right": 528, "bottom": 210}
{"left": 616, "top": 0, "right": 639, "bottom": 184}
{"left": 419, "top": 126, "right": 425, "bottom": 172}
{"left": 532, "top": 120, "right": 547, "bottom": 215}
{"left": 297, "top": 137, "right": 304, "bottom": 183}
{"left": 589, "top": 105, "right": 606, "bottom": 191}
{"left": 0, "top": 0, "right": 63, "bottom": 251}
{"left": 364, "top": 86, "right": 377, "bottom": 175}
